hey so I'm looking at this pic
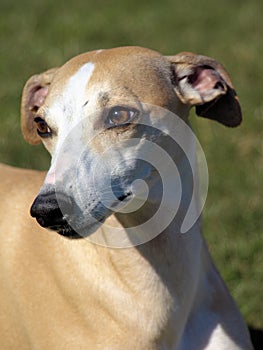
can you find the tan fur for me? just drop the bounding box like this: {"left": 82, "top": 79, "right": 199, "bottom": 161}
{"left": 0, "top": 47, "right": 252, "bottom": 349}
{"left": 0, "top": 164, "right": 176, "bottom": 349}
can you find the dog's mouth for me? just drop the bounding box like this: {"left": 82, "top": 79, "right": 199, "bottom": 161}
{"left": 31, "top": 190, "right": 134, "bottom": 240}
{"left": 36, "top": 218, "right": 84, "bottom": 239}
{"left": 47, "top": 216, "right": 106, "bottom": 240}
{"left": 51, "top": 224, "right": 83, "bottom": 239}
{"left": 56, "top": 192, "right": 133, "bottom": 239}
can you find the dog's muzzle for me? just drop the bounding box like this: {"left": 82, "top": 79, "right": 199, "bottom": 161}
{"left": 30, "top": 192, "right": 82, "bottom": 239}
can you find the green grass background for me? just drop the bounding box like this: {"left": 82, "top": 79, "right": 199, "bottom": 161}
{"left": 0, "top": 0, "right": 262, "bottom": 330}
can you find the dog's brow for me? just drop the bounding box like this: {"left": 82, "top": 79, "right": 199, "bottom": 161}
{"left": 98, "top": 92, "right": 110, "bottom": 108}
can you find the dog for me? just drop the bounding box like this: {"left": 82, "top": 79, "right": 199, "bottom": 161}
{"left": 0, "top": 46, "right": 253, "bottom": 349}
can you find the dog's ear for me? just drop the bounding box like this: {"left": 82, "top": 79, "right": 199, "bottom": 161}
{"left": 21, "top": 68, "right": 58, "bottom": 144}
{"left": 167, "top": 52, "right": 242, "bottom": 127}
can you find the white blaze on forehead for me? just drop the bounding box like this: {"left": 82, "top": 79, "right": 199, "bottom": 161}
{"left": 65, "top": 62, "right": 95, "bottom": 109}
{"left": 48, "top": 62, "right": 95, "bottom": 125}
{"left": 46, "top": 62, "right": 96, "bottom": 170}
{"left": 47, "top": 61, "right": 95, "bottom": 147}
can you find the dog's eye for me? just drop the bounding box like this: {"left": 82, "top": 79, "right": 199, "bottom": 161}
{"left": 34, "top": 116, "right": 52, "bottom": 138}
{"left": 107, "top": 107, "right": 138, "bottom": 127}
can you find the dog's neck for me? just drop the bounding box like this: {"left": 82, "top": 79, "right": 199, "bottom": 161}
{"left": 84, "top": 210, "right": 205, "bottom": 348}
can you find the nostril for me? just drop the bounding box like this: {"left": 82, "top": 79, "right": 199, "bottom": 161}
{"left": 30, "top": 193, "right": 59, "bottom": 217}
{"left": 30, "top": 192, "right": 72, "bottom": 228}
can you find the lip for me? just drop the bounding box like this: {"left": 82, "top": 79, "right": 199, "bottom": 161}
{"left": 46, "top": 222, "right": 83, "bottom": 239}
{"left": 57, "top": 226, "right": 83, "bottom": 239}
{"left": 52, "top": 219, "right": 104, "bottom": 240}
{"left": 117, "top": 191, "right": 133, "bottom": 202}
{"left": 111, "top": 191, "right": 133, "bottom": 209}
{"left": 45, "top": 192, "right": 133, "bottom": 239}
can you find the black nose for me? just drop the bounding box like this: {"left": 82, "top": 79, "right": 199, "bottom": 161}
{"left": 30, "top": 192, "right": 72, "bottom": 230}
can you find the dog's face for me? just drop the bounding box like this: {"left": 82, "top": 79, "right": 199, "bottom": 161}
{"left": 21, "top": 46, "right": 241, "bottom": 240}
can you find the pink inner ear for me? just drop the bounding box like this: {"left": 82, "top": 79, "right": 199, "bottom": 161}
{"left": 29, "top": 86, "right": 49, "bottom": 111}
{"left": 190, "top": 67, "right": 226, "bottom": 94}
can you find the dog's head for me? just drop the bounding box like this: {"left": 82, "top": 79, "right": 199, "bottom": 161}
{"left": 21, "top": 47, "right": 241, "bottom": 242}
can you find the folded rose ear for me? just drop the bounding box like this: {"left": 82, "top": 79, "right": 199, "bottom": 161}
{"left": 167, "top": 52, "right": 242, "bottom": 127}
{"left": 21, "top": 68, "right": 58, "bottom": 144}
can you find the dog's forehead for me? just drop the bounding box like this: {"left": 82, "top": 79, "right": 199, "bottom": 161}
{"left": 59, "top": 46, "right": 164, "bottom": 79}
{"left": 49, "top": 47, "right": 172, "bottom": 103}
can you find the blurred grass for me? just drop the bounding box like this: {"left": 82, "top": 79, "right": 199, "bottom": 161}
{"left": 0, "top": 0, "right": 262, "bottom": 329}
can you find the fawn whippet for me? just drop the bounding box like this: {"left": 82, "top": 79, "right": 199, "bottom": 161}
{"left": 0, "top": 47, "right": 253, "bottom": 349}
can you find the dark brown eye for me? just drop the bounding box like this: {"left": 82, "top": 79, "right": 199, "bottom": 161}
{"left": 107, "top": 107, "right": 138, "bottom": 127}
{"left": 34, "top": 116, "right": 52, "bottom": 138}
